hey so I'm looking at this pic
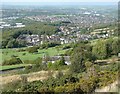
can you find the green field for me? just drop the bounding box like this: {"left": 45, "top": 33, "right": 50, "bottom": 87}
{"left": 0, "top": 64, "right": 30, "bottom": 71}
{"left": 1, "top": 47, "right": 67, "bottom": 63}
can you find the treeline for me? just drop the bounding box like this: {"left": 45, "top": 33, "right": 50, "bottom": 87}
{"left": 66, "top": 38, "right": 119, "bottom": 59}
{"left": 92, "top": 38, "right": 119, "bottom": 59}
{"left": 63, "top": 38, "right": 119, "bottom": 79}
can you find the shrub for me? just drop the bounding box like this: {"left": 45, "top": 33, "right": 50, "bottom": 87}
{"left": 17, "top": 49, "right": 26, "bottom": 52}
{"left": 11, "top": 55, "right": 18, "bottom": 58}
{"left": 79, "top": 76, "right": 98, "bottom": 92}
{"left": 3, "top": 80, "right": 22, "bottom": 92}
{"left": 22, "top": 53, "right": 26, "bottom": 55}
{"left": 62, "top": 45, "right": 71, "bottom": 50}
{"left": 3, "top": 57, "right": 23, "bottom": 65}
{"left": 40, "top": 42, "right": 60, "bottom": 49}
{"left": 27, "top": 46, "right": 39, "bottom": 53}
{"left": 56, "top": 71, "right": 64, "bottom": 79}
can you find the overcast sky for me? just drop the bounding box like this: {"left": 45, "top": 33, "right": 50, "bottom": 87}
{"left": 1, "top": 0, "right": 119, "bottom": 2}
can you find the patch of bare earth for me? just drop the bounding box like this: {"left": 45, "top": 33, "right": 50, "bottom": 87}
{"left": 95, "top": 80, "right": 119, "bottom": 92}
{"left": 0, "top": 70, "right": 67, "bottom": 85}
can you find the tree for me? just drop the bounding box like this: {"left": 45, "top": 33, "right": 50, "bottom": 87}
{"left": 70, "top": 52, "right": 85, "bottom": 73}
{"left": 6, "top": 39, "right": 15, "bottom": 48}
{"left": 1, "top": 40, "right": 9, "bottom": 48}
{"left": 70, "top": 43, "right": 95, "bottom": 73}
{"left": 111, "top": 39, "right": 120, "bottom": 55}
{"left": 92, "top": 40, "right": 108, "bottom": 59}
{"left": 2, "top": 22, "right": 59, "bottom": 48}
{"left": 59, "top": 56, "right": 66, "bottom": 65}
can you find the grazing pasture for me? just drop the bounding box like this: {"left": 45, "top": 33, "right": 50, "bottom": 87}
{"left": 1, "top": 47, "right": 67, "bottom": 63}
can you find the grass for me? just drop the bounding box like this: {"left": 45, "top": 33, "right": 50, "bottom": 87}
{"left": 90, "top": 36, "right": 118, "bottom": 46}
{"left": 1, "top": 47, "right": 67, "bottom": 63}
{"left": 0, "top": 64, "right": 30, "bottom": 71}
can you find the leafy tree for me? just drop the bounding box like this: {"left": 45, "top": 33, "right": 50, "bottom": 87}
{"left": 5, "top": 39, "right": 26, "bottom": 48}
{"left": 6, "top": 39, "right": 15, "bottom": 48}
{"left": 1, "top": 40, "right": 9, "bottom": 48}
{"left": 92, "top": 40, "right": 108, "bottom": 59}
{"left": 70, "top": 52, "right": 85, "bottom": 73}
{"left": 111, "top": 39, "right": 120, "bottom": 55}
{"left": 70, "top": 43, "right": 95, "bottom": 73}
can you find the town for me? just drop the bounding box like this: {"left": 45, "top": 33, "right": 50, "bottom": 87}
{"left": 17, "top": 26, "right": 116, "bottom": 46}
{"left": 0, "top": 2, "right": 119, "bottom": 93}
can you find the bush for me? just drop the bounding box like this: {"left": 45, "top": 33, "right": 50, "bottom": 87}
{"left": 18, "top": 49, "right": 26, "bottom": 52}
{"left": 47, "top": 58, "right": 66, "bottom": 70}
{"left": 40, "top": 42, "right": 60, "bottom": 49}
{"left": 79, "top": 76, "right": 98, "bottom": 92}
{"left": 56, "top": 71, "right": 64, "bottom": 79}
{"left": 11, "top": 55, "right": 18, "bottom": 58}
{"left": 22, "top": 53, "right": 26, "bottom": 55}
{"left": 23, "top": 60, "right": 34, "bottom": 64}
{"left": 23, "top": 57, "right": 45, "bottom": 73}
{"left": 27, "top": 46, "right": 39, "bottom": 53}
{"left": 25, "top": 65, "right": 32, "bottom": 70}
{"left": 3, "top": 57, "right": 23, "bottom": 65}
{"left": 62, "top": 45, "right": 71, "bottom": 50}
{"left": 3, "top": 80, "right": 22, "bottom": 92}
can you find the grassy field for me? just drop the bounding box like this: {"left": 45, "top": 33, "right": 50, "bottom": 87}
{"left": 0, "top": 64, "right": 30, "bottom": 71}
{"left": 1, "top": 47, "right": 67, "bottom": 63}
{"left": 90, "top": 36, "right": 118, "bottom": 46}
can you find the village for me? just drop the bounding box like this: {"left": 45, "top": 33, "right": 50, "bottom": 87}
{"left": 17, "top": 26, "right": 116, "bottom": 46}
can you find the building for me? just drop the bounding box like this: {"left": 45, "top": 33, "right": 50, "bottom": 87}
{"left": 42, "top": 56, "right": 71, "bottom": 65}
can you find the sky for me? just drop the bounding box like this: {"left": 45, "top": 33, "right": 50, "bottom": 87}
{"left": 1, "top": 0, "right": 120, "bottom": 2}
